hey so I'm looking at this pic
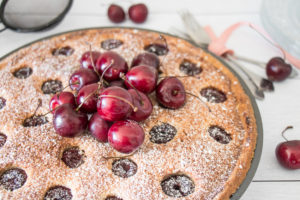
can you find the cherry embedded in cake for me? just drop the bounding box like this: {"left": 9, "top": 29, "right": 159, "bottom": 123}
{"left": 179, "top": 59, "right": 202, "bottom": 76}
{"left": 61, "top": 146, "right": 86, "bottom": 168}
{"left": 13, "top": 66, "right": 33, "bottom": 79}
{"left": 200, "top": 86, "right": 227, "bottom": 103}
{"left": 0, "top": 28, "right": 258, "bottom": 200}
{"left": 161, "top": 174, "right": 195, "bottom": 197}
{"left": 208, "top": 125, "right": 232, "bottom": 144}
{"left": 0, "top": 168, "right": 27, "bottom": 191}
{"left": 149, "top": 123, "right": 177, "bottom": 144}
{"left": 23, "top": 115, "right": 48, "bottom": 127}
{"left": 111, "top": 158, "right": 138, "bottom": 178}
{"left": 144, "top": 43, "right": 169, "bottom": 56}
{"left": 105, "top": 196, "right": 123, "bottom": 200}
{"left": 101, "top": 39, "right": 123, "bottom": 50}
{"left": 44, "top": 186, "right": 72, "bottom": 200}
{"left": 0, "top": 97, "right": 6, "bottom": 110}
{"left": 0, "top": 133, "right": 7, "bottom": 148}
{"left": 52, "top": 46, "right": 74, "bottom": 56}
{"left": 41, "top": 80, "right": 63, "bottom": 94}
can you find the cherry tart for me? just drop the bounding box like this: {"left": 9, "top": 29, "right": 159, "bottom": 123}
{"left": 0, "top": 28, "right": 257, "bottom": 200}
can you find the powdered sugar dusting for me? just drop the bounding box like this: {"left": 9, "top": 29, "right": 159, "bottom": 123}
{"left": 0, "top": 29, "right": 256, "bottom": 200}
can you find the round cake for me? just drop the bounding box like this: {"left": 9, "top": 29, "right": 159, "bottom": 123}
{"left": 0, "top": 28, "right": 257, "bottom": 200}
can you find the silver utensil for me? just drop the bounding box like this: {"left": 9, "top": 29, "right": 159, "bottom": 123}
{"left": 176, "top": 11, "right": 266, "bottom": 99}
{"left": 227, "top": 55, "right": 265, "bottom": 100}
{"left": 178, "top": 10, "right": 298, "bottom": 78}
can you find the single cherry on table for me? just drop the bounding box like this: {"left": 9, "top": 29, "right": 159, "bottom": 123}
{"left": 107, "top": 4, "right": 126, "bottom": 23}
{"left": 128, "top": 3, "right": 148, "bottom": 24}
{"left": 276, "top": 126, "right": 300, "bottom": 169}
{"left": 266, "top": 57, "right": 292, "bottom": 82}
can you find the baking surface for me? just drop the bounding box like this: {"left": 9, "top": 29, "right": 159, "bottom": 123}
{"left": 0, "top": 0, "right": 300, "bottom": 199}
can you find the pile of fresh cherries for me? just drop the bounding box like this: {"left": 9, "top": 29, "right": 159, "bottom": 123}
{"left": 49, "top": 45, "right": 187, "bottom": 155}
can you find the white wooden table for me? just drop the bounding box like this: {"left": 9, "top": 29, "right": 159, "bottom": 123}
{"left": 1, "top": 0, "right": 300, "bottom": 199}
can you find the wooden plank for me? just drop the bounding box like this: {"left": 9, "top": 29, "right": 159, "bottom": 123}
{"left": 243, "top": 181, "right": 300, "bottom": 200}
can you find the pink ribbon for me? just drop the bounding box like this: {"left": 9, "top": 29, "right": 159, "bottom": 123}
{"left": 204, "top": 22, "right": 300, "bottom": 69}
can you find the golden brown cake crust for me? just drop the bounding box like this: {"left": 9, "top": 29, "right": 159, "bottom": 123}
{"left": 0, "top": 28, "right": 257, "bottom": 200}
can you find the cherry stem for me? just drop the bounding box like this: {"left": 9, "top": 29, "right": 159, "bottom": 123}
{"left": 103, "top": 151, "right": 137, "bottom": 160}
{"left": 119, "top": 72, "right": 143, "bottom": 105}
{"left": 182, "top": 91, "right": 211, "bottom": 112}
{"left": 281, "top": 125, "right": 293, "bottom": 142}
{"left": 33, "top": 99, "right": 42, "bottom": 116}
{"left": 76, "top": 88, "right": 99, "bottom": 112}
{"left": 87, "top": 43, "right": 101, "bottom": 77}
{"left": 75, "top": 61, "right": 115, "bottom": 112}
{"left": 249, "top": 24, "right": 286, "bottom": 61}
{"left": 99, "top": 94, "right": 138, "bottom": 112}
{"left": 100, "top": 60, "right": 114, "bottom": 84}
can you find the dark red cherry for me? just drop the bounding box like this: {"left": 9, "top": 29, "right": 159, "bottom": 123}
{"left": 109, "top": 80, "right": 126, "bottom": 88}
{"left": 69, "top": 68, "right": 99, "bottom": 91}
{"left": 131, "top": 52, "right": 160, "bottom": 69}
{"left": 108, "top": 120, "right": 145, "bottom": 154}
{"left": 76, "top": 83, "right": 102, "bottom": 113}
{"left": 128, "top": 3, "right": 148, "bottom": 24}
{"left": 276, "top": 141, "right": 300, "bottom": 169}
{"left": 128, "top": 89, "right": 153, "bottom": 121}
{"left": 96, "top": 51, "right": 128, "bottom": 81}
{"left": 88, "top": 113, "right": 110, "bottom": 142}
{"left": 156, "top": 77, "right": 186, "bottom": 109}
{"left": 125, "top": 65, "right": 158, "bottom": 94}
{"left": 53, "top": 104, "right": 88, "bottom": 137}
{"left": 49, "top": 92, "right": 76, "bottom": 113}
{"left": 276, "top": 126, "right": 300, "bottom": 169}
{"left": 266, "top": 57, "right": 292, "bottom": 81}
{"left": 108, "top": 4, "right": 125, "bottom": 23}
{"left": 97, "top": 86, "right": 133, "bottom": 121}
{"left": 80, "top": 51, "right": 101, "bottom": 70}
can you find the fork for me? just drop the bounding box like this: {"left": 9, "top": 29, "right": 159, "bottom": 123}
{"left": 173, "top": 11, "right": 266, "bottom": 99}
